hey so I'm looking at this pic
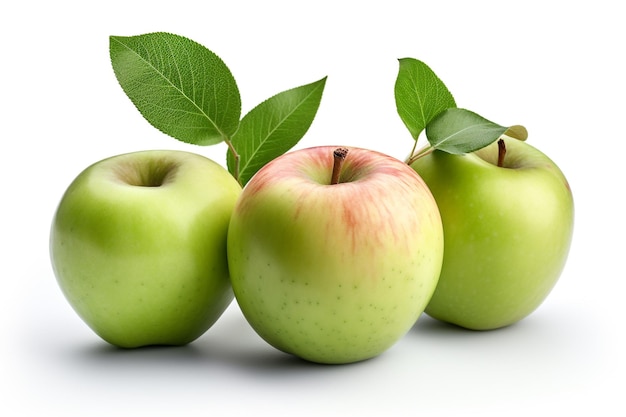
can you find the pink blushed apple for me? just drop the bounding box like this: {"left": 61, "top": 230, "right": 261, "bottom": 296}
{"left": 227, "top": 146, "right": 444, "bottom": 364}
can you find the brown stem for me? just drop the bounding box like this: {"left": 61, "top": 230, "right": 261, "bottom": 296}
{"left": 497, "top": 139, "right": 506, "bottom": 168}
{"left": 331, "top": 147, "right": 349, "bottom": 185}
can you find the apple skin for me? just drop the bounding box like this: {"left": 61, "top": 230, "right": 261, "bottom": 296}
{"left": 411, "top": 137, "right": 574, "bottom": 330}
{"left": 50, "top": 150, "right": 241, "bottom": 348}
{"left": 227, "top": 146, "right": 444, "bottom": 364}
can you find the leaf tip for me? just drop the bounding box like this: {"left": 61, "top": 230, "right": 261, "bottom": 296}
{"left": 504, "top": 125, "right": 529, "bottom": 141}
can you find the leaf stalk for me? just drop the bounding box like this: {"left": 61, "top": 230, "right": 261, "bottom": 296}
{"left": 406, "top": 145, "right": 434, "bottom": 165}
{"left": 224, "top": 138, "right": 241, "bottom": 185}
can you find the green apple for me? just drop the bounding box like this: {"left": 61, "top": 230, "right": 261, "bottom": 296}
{"left": 50, "top": 150, "right": 241, "bottom": 347}
{"left": 411, "top": 137, "right": 574, "bottom": 330}
{"left": 227, "top": 146, "right": 444, "bottom": 364}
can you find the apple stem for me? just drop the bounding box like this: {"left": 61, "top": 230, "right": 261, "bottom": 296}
{"left": 331, "top": 147, "right": 349, "bottom": 185}
{"left": 497, "top": 139, "right": 506, "bottom": 168}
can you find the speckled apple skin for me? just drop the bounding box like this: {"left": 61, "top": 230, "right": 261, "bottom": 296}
{"left": 227, "top": 146, "right": 444, "bottom": 364}
{"left": 50, "top": 150, "right": 241, "bottom": 347}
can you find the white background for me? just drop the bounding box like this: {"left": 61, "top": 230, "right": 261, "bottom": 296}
{"left": 3, "top": 1, "right": 624, "bottom": 416}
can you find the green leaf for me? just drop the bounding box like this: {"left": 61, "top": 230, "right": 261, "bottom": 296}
{"left": 426, "top": 108, "right": 509, "bottom": 154}
{"left": 394, "top": 58, "right": 456, "bottom": 140}
{"left": 110, "top": 32, "right": 241, "bottom": 146}
{"left": 227, "top": 77, "right": 327, "bottom": 186}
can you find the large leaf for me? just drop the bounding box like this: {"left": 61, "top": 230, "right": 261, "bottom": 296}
{"left": 394, "top": 58, "right": 456, "bottom": 140}
{"left": 110, "top": 32, "right": 241, "bottom": 145}
{"left": 227, "top": 77, "right": 327, "bottom": 185}
{"left": 426, "top": 108, "right": 509, "bottom": 154}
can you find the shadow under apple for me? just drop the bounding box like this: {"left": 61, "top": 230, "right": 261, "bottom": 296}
{"left": 62, "top": 306, "right": 372, "bottom": 378}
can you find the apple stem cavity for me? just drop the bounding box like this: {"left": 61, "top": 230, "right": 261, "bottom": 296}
{"left": 497, "top": 139, "right": 506, "bottom": 168}
{"left": 330, "top": 147, "right": 349, "bottom": 185}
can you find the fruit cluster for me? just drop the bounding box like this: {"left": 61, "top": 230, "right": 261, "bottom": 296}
{"left": 49, "top": 33, "right": 574, "bottom": 364}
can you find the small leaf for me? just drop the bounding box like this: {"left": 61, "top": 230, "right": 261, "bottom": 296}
{"left": 426, "top": 108, "right": 508, "bottom": 154}
{"left": 504, "top": 125, "right": 529, "bottom": 141}
{"left": 227, "top": 77, "right": 327, "bottom": 185}
{"left": 394, "top": 58, "right": 456, "bottom": 140}
{"left": 110, "top": 32, "right": 241, "bottom": 145}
